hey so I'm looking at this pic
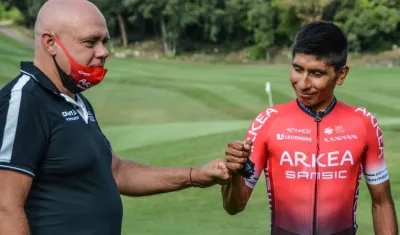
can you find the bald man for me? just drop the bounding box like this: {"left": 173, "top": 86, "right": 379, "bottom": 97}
{"left": 0, "top": 1, "right": 251, "bottom": 234}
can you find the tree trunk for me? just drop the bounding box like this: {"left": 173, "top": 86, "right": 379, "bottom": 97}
{"left": 116, "top": 12, "right": 128, "bottom": 48}
{"left": 160, "top": 16, "right": 176, "bottom": 57}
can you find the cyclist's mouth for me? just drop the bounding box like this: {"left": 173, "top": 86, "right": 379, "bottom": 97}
{"left": 298, "top": 92, "right": 314, "bottom": 98}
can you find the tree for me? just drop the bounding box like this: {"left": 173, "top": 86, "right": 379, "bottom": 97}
{"left": 3, "top": 0, "right": 47, "bottom": 27}
{"left": 277, "top": 0, "right": 330, "bottom": 24}
{"left": 334, "top": 0, "right": 400, "bottom": 52}
{"left": 125, "top": 0, "right": 202, "bottom": 56}
{"left": 244, "top": 0, "right": 276, "bottom": 60}
{"left": 91, "top": 0, "right": 130, "bottom": 48}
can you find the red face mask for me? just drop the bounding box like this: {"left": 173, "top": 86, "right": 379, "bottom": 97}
{"left": 53, "top": 36, "right": 108, "bottom": 94}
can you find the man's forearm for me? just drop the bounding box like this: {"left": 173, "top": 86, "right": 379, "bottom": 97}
{"left": 115, "top": 160, "right": 196, "bottom": 197}
{"left": 0, "top": 207, "right": 30, "bottom": 235}
{"left": 221, "top": 173, "right": 250, "bottom": 215}
{"left": 372, "top": 201, "right": 398, "bottom": 235}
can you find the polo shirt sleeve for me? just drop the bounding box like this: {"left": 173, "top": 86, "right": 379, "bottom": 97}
{"left": 0, "top": 90, "right": 48, "bottom": 177}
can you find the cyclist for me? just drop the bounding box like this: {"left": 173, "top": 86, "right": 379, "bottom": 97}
{"left": 222, "top": 21, "right": 398, "bottom": 235}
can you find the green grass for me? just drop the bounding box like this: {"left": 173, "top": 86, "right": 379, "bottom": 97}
{"left": 1, "top": 31, "right": 400, "bottom": 234}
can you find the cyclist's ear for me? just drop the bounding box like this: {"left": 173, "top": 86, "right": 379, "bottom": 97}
{"left": 335, "top": 65, "right": 349, "bottom": 86}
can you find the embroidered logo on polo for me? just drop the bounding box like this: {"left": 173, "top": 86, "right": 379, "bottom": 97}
{"left": 87, "top": 111, "right": 96, "bottom": 122}
{"left": 61, "top": 109, "right": 80, "bottom": 122}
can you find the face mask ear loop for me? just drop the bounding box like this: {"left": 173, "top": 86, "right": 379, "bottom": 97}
{"left": 50, "top": 37, "right": 81, "bottom": 94}
{"left": 51, "top": 33, "right": 62, "bottom": 66}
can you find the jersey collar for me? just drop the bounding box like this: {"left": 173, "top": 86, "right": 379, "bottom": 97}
{"left": 296, "top": 97, "right": 337, "bottom": 122}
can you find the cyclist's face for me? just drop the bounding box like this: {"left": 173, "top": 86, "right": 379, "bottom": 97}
{"left": 290, "top": 53, "right": 349, "bottom": 109}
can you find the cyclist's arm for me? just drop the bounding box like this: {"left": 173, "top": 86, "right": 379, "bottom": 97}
{"left": 360, "top": 110, "right": 398, "bottom": 235}
{"left": 367, "top": 181, "right": 397, "bottom": 235}
{"left": 221, "top": 111, "right": 270, "bottom": 215}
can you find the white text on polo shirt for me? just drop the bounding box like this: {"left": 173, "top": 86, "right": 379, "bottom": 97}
{"left": 62, "top": 110, "right": 79, "bottom": 121}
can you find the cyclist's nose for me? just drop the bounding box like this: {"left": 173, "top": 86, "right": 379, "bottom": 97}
{"left": 297, "top": 75, "right": 312, "bottom": 91}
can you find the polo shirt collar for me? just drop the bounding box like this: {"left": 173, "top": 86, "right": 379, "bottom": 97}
{"left": 19, "top": 61, "right": 89, "bottom": 123}
{"left": 20, "top": 61, "right": 60, "bottom": 95}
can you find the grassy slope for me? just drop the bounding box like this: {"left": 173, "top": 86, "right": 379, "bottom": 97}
{"left": 1, "top": 32, "right": 399, "bottom": 235}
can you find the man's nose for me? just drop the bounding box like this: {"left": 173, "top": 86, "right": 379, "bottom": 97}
{"left": 297, "top": 74, "right": 312, "bottom": 90}
{"left": 96, "top": 44, "right": 109, "bottom": 59}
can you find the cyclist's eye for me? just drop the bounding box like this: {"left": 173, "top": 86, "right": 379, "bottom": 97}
{"left": 293, "top": 66, "right": 303, "bottom": 73}
{"left": 312, "top": 72, "right": 323, "bottom": 77}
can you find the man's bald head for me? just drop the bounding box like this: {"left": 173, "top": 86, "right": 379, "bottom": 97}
{"left": 33, "top": 0, "right": 110, "bottom": 94}
{"left": 34, "top": 0, "right": 106, "bottom": 40}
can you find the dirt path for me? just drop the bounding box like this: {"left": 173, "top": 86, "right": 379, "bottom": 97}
{"left": 0, "top": 23, "right": 34, "bottom": 48}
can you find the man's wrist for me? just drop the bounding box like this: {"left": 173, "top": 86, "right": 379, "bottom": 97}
{"left": 189, "top": 167, "right": 201, "bottom": 187}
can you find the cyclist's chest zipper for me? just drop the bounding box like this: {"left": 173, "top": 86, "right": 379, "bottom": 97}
{"left": 312, "top": 111, "right": 323, "bottom": 235}
{"left": 314, "top": 111, "right": 324, "bottom": 122}
{"left": 296, "top": 98, "right": 337, "bottom": 235}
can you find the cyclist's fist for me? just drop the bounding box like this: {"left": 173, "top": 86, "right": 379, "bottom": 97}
{"left": 225, "top": 139, "right": 252, "bottom": 172}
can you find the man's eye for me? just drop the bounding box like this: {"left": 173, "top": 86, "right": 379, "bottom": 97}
{"left": 84, "top": 41, "right": 95, "bottom": 47}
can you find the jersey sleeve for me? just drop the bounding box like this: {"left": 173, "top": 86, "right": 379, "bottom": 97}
{"left": 359, "top": 109, "right": 389, "bottom": 185}
{"left": 243, "top": 108, "right": 276, "bottom": 189}
{"left": 0, "top": 90, "right": 48, "bottom": 177}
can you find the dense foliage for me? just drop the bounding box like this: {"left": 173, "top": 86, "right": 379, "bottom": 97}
{"left": 2, "top": 0, "right": 400, "bottom": 60}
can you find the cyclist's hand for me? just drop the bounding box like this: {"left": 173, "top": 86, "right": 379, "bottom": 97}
{"left": 225, "top": 139, "right": 252, "bottom": 172}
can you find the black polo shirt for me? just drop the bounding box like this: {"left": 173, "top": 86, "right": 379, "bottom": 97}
{"left": 0, "top": 62, "right": 123, "bottom": 235}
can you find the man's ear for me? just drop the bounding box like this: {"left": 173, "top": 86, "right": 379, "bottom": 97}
{"left": 336, "top": 65, "right": 349, "bottom": 86}
{"left": 41, "top": 32, "right": 57, "bottom": 56}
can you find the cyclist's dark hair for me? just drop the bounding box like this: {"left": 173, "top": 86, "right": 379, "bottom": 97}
{"left": 292, "top": 21, "right": 348, "bottom": 72}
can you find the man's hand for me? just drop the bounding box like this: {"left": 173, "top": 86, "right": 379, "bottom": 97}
{"left": 191, "top": 159, "right": 230, "bottom": 188}
{"left": 225, "top": 139, "right": 252, "bottom": 173}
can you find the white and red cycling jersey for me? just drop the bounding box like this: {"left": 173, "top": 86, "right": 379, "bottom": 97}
{"left": 244, "top": 98, "right": 389, "bottom": 235}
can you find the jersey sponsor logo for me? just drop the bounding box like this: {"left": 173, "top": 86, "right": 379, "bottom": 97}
{"left": 323, "top": 126, "right": 358, "bottom": 142}
{"left": 276, "top": 134, "right": 312, "bottom": 142}
{"left": 247, "top": 108, "right": 278, "bottom": 142}
{"left": 324, "top": 127, "right": 334, "bottom": 135}
{"left": 355, "top": 107, "right": 384, "bottom": 158}
{"left": 335, "top": 125, "right": 345, "bottom": 133}
{"left": 324, "top": 125, "right": 345, "bottom": 135}
{"left": 286, "top": 128, "right": 311, "bottom": 134}
{"left": 61, "top": 110, "right": 80, "bottom": 122}
{"left": 364, "top": 168, "right": 389, "bottom": 185}
{"left": 280, "top": 150, "right": 354, "bottom": 180}
{"left": 245, "top": 108, "right": 278, "bottom": 188}
{"left": 324, "top": 134, "right": 358, "bottom": 143}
